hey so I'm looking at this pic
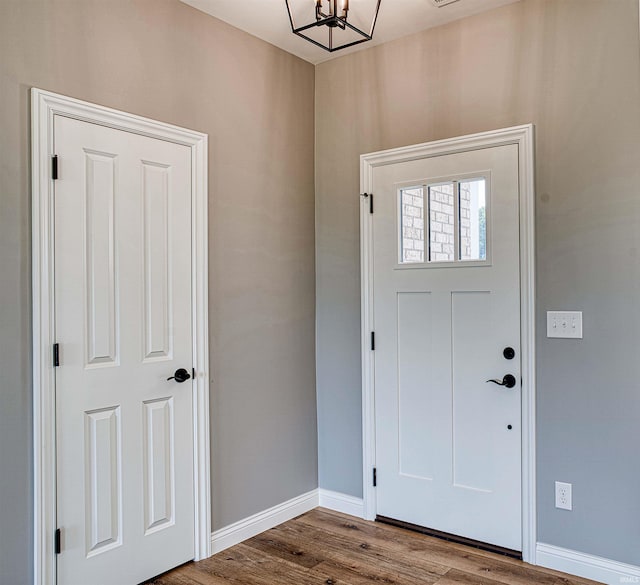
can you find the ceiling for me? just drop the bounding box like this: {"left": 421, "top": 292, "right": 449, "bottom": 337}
{"left": 180, "top": 0, "right": 521, "bottom": 65}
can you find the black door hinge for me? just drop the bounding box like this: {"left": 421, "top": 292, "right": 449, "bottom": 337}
{"left": 192, "top": 367, "right": 196, "bottom": 379}
{"left": 53, "top": 343, "right": 60, "bottom": 367}
{"left": 371, "top": 331, "right": 375, "bottom": 351}
{"left": 51, "top": 155, "right": 59, "bottom": 180}
{"left": 373, "top": 467, "right": 377, "bottom": 487}
{"left": 362, "top": 193, "right": 374, "bottom": 214}
{"left": 54, "top": 528, "right": 61, "bottom": 554}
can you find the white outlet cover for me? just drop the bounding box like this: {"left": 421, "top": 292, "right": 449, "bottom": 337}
{"left": 547, "top": 311, "right": 583, "bottom": 339}
{"left": 555, "top": 481, "right": 572, "bottom": 510}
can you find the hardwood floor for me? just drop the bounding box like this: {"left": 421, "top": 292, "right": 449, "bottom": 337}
{"left": 149, "top": 508, "right": 603, "bottom": 585}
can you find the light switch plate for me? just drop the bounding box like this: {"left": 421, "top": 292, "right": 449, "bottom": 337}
{"left": 547, "top": 311, "right": 583, "bottom": 338}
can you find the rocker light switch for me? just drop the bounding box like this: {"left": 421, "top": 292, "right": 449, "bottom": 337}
{"left": 547, "top": 311, "right": 583, "bottom": 339}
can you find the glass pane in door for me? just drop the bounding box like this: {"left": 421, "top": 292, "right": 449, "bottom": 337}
{"left": 459, "top": 178, "right": 486, "bottom": 261}
{"left": 400, "top": 187, "right": 425, "bottom": 263}
{"left": 428, "top": 183, "right": 455, "bottom": 262}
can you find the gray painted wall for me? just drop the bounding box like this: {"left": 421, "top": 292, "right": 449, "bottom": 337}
{"left": 315, "top": 0, "right": 640, "bottom": 565}
{"left": 0, "top": 1, "right": 317, "bottom": 583}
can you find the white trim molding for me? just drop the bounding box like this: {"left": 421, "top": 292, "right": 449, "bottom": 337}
{"left": 31, "top": 88, "right": 211, "bottom": 585}
{"left": 359, "top": 124, "right": 537, "bottom": 563}
{"left": 318, "top": 489, "right": 365, "bottom": 518}
{"left": 537, "top": 543, "right": 640, "bottom": 585}
{"left": 210, "top": 489, "right": 365, "bottom": 556}
{"left": 210, "top": 490, "right": 319, "bottom": 554}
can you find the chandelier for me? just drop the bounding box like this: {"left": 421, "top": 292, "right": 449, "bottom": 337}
{"left": 285, "top": 0, "right": 382, "bottom": 53}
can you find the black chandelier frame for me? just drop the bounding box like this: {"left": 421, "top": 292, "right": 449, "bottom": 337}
{"left": 285, "top": 0, "right": 382, "bottom": 53}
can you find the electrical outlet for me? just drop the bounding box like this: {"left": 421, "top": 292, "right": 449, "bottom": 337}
{"left": 555, "top": 481, "right": 572, "bottom": 510}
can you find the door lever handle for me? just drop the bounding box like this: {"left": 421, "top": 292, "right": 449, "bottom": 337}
{"left": 167, "top": 368, "right": 191, "bottom": 383}
{"left": 486, "top": 374, "right": 516, "bottom": 389}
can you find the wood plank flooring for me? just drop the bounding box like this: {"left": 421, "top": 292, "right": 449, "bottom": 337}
{"left": 148, "top": 508, "right": 603, "bottom": 585}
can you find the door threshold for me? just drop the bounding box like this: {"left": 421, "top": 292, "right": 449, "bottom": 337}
{"left": 375, "top": 515, "right": 522, "bottom": 560}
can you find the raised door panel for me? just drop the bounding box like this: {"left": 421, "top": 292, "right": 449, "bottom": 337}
{"left": 143, "top": 398, "right": 175, "bottom": 534}
{"left": 142, "top": 162, "right": 172, "bottom": 362}
{"left": 84, "top": 406, "right": 122, "bottom": 556}
{"left": 85, "top": 150, "right": 118, "bottom": 367}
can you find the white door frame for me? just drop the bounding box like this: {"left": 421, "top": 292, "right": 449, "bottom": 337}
{"left": 360, "top": 124, "right": 536, "bottom": 563}
{"left": 31, "top": 88, "right": 211, "bottom": 585}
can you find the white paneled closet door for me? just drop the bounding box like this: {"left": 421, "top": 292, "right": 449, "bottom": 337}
{"left": 54, "top": 115, "right": 195, "bottom": 585}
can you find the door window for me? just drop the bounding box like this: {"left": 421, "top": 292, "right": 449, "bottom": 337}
{"left": 399, "top": 177, "right": 488, "bottom": 266}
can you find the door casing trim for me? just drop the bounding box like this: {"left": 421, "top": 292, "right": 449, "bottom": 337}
{"left": 359, "top": 124, "right": 536, "bottom": 563}
{"left": 31, "top": 88, "right": 211, "bottom": 585}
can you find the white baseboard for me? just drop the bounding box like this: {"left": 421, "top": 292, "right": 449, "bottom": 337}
{"left": 318, "top": 489, "right": 364, "bottom": 518}
{"left": 210, "top": 489, "right": 319, "bottom": 554}
{"left": 537, "top": 543, "right": 640, "bottom": 585}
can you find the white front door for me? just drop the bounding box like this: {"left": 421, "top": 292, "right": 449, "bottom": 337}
{"left": 373, "top": 144, "right": 522, "bottom": 551}
{"left": 54, "top": 115, "right": 195, "bottom": 584}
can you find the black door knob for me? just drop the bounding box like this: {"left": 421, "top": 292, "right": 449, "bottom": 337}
{"left": 167, "top": 368, "right": 191, "bottom": 383}
{"left": 503, "top": 347, "right": 515, "bottom": 360}
{"left": 486, "top": 374, "right": 517, "bottom": 389}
